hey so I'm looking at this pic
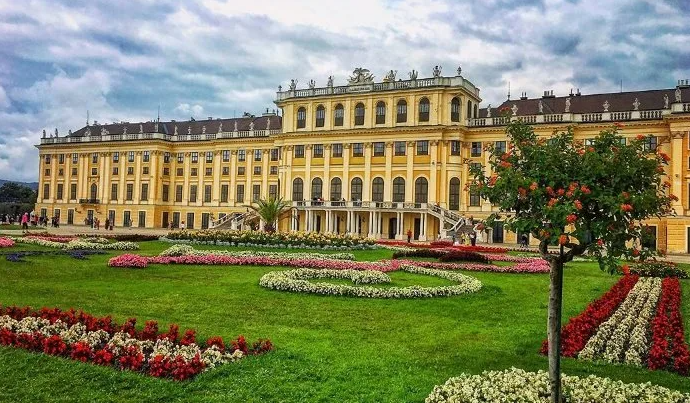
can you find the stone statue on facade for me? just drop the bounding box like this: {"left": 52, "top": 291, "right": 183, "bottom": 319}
{"left": 511, "top": 104, "right": 518, "bottom": 115}
{"left": 633, "top": 98, "right": 640, "bottom": 111}
{"left": 538, "top": 100, "right": 544, "bottom": 114}
{"left": 603, "top": 100, "right": 610, "bottom": 112}
{"left": 139, "top": 124, "right": 144, "bottom": 133}
{"left": 676, "top": 88, "right": 682, "bottom": 102}
{"left": 55, "top": 128, "right": 58, "bottom": 137}
{"left": 308, "top": 79, "right": 316, "bottom": 89}
{"left": 234, "top": 121, "right": 238, "bottom": 132}
{"left": 486, "top": 104, "right": 492, "bottom": 118}
{"left": 289, "top": 79, "right": 297, "bottom": 91}
{"left": 664, "top": 94, "right": 669, "bottom": 109}
{"left": 409, "top": 69, "right": 418, "bottom": 80}
{"left": 565, "top": 97, "right": 571, "bottom": 113}
{"left": 42, "top": 129, "right": 46, "bottom": 138}
{"left": 383, "top": 70, "right": 397, "bottom": 82}
{"left": 278, "top": 85, "right": 282, "bottom": 92}
{"left": 266, "top": 118, "right": 271, "bottom": 130}
{"left": 123, "top": 126, "right": 127, "bottom": 135}
{"left": 202, "top": 125, "right": 206, "bottom": 134}
{"left": 432, "top": 65, "right": 442, "bottom": 78}
{"left": 85, "top": 127, "right": 91, "bottom": 136}
{"left": 249, "top": 121, "right": 254, "bottom": 131}
{"left": 218, "top": 122, "right": 222, "bottom": 133}
{"left": 348, "top": 67, "right": 374, "bottom": 85}
{"left": 327, "top": 76, "right": 334, "bottom": 87}
{"left": 457, "top": 66, "right": 462, "bottom": 76}
{"left": 187, "top": 126, "right": 192, "bottom": 135}
{"left": 101, "top": 127, "right": 107, "bottom": 136}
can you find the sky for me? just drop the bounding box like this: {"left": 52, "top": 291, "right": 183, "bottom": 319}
{"left": 0, "top": 0, "right": 688, "bottom": 182}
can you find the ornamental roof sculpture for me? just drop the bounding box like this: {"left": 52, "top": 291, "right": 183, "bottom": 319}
{"left": 432, "top": 65, "right": 442, "bottom": 78}
{"left": 383, "top": 70, "right": 397, "bottom": 82}
{"left": 409, "top": 69, "right": 418, "bottom": 80}
{"left": 348, "top": 68, "right": 374, "bottom": 85}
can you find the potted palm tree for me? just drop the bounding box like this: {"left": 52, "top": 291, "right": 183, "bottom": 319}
{"left": 248, "top": 197, "right": 291, "bottom": 233}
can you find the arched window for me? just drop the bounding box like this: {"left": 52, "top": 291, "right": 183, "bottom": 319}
{"left": 354, "top": 103, "right": 365, "bottom": 126}
{"left": 418, "top": 97, "right": 430, "bottom": 122}
{"left": 467, "top": 100, "right": 472, "bottom": 120}
{"left": 334, "top": 104, "right": 344, "bottom": 126}
{"left": 311, "top": 177, "right": 323, "bottom": 199}
{"left": 90, "top": 183, "right": 98, "bottom": 201}
{"left": 392, "top": 177, "right": 405, "bottom": 203}
{"left": 330, "top": 177, "right": 342, "bottom": 201}
{"left": 451, "top": 97, "right": 460, "bottom": 122}
{"left": 449, "top": 177, "right": 460, "bottom": 210}
{"left": 292, "top": 178, "right": 304, "bottom": 201}
{"left": 375, "top": 101, "right": 386, "bottom": 124}
{"left": 372, "top": 177, "right": 384, "bottom": 202}
{"left": 297, "top": 107, "right": 306, "bottom": 129}
{"left": 414, "top": 177, "right": 428, "bottom": 203}
{"left": 315, "top": 105, "right": 325, "bottom": 128}
{"left": 396, "top": 99, "right": 407, "bottom": 123}
{"left": 473, "top": 104, "right": 478, "bottom": 119}
{"left": 350, "top": 177, "right": 363, "bottom": 201}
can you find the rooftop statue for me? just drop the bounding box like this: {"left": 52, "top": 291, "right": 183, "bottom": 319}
{"left": 383, "top": 70, "right": 397, "bottom": 82}
{"left": 432, "top": 65, "right": 442, "bottom": 78}
{"left": 327, "top": 75, "right": 334, "bottom": 87}
{"left": 308, "top": 79, "right": 316, "bottom": 89}
{"left": 409, "top": 69, "right": 418, "bottom": 80}
{"left": 565, "top": 97, "right": 571, "bottom": 113}
{"left": 289, "top": 79, "right": 297, "bottom": 91}
{"left": 348, "top": 67, "right": 374, "bottom": 85}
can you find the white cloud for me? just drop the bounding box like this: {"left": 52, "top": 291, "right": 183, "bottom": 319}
{"left": 174, "top": 103, "right": 204, "bottom": 118}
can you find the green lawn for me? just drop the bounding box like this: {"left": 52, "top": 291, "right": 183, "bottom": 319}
{"left": 1, "top": 241, "right": 690, "bottom": 402}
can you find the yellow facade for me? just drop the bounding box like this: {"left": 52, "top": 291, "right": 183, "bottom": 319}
{"left": 35, "top": 70, "right": 690, "bottom": 252}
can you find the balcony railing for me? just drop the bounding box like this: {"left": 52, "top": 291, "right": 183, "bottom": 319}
{"left": 468, "top": 108, "right": 677, "bottom": 127}
{"left": 292, "top": 200, "right": 429, "bottom": 210}
{"left": 79, "top": 198, "right": 100, "bottom": 204}
{"left": 39, "top": 129, "right": 281, "bottom": 145}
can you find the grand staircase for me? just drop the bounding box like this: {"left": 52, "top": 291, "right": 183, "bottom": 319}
{"left": 211, "top": 211, "right": 257, "bottom": 230}
{"left": 426, "top": 205, "right": 475, "bottom": 238}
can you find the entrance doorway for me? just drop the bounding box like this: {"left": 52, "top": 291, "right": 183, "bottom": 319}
{"left": 492, "top": 221, "right": 504, "bottom": 243}
{"left": 86, "top": 210, "right": 94, "bottom": 226}
{"left": 388, "top": 217, "right": 397, "bottom": 239}
{"left": 315, "top": 215, "right": 321, "bottom": 233}
{"left": 162, "top": 212, "right": 169, "bottom": 228}
{"left": 414, "top": 218, "right": 421, "bottom": 240}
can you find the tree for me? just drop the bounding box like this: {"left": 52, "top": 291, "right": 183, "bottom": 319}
{"left": 248, "top": 197, "right": 292, "bottom": 232}
{"left": 468, "top": 120, "right": 674, "bottom": 403}
{"left": 0, "top": 182, "right": 36, "bottom": 203}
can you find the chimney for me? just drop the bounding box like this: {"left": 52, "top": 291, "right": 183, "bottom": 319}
{"left": 678, "top": 79, "right": 690, "bottom": 89}
{"left": 208, "top": 116, "right": 213, "bottom": 120}
{"left": 576, "top": 88, "right": 581, "bottom": 96}
{"left": 542, "top": 90, "right": 555, "bottom": 98}
{"left": 519, "top": 91, "right": 528, "bottom": 100}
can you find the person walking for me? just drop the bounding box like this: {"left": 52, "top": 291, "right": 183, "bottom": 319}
{"left": 21, "top": 212, "right": 29, "bottom": 232}
{"left": 469, "top": 231, "right": 477, "bottom": 246}
{"left": 105, "top": 218, "right": 110, "bottom": 232}
{"left": 406, "top": 229, "right": 413, "bottom": 243}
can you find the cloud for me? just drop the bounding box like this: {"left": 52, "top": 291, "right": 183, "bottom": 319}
{"left": 0, "top": 0, "right": 688, "bottom": 182}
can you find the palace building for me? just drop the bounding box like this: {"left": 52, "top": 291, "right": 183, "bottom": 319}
{"left": 35, "top": 67, "right": 690, "bottom": 252}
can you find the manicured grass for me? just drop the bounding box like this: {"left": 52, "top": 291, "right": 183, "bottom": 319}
{"left": 1, "top": 241, "right": 690, "bottom": 402}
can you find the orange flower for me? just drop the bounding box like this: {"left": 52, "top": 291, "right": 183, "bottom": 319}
{"left": 577, "top": 149, "right": 585, "bottom": 156}
{"left": 568, "top": 182, "right": 578, "bottom": 191}
{"left": 580, "top": 185, "right": 591, "bottom": 194}
{"left": 656, "top": 165, "right": 665, "bottom": 173}
{"left": 659, "top": 152, "right": 671, "bottom": 162}
{"left": 529, "top": 182, "right": 538, "bottom": 191}
{"left": 587, "top": 147, "right": 595, "bottom": 153}
{"left": 546, "top": 186, "right": 554, "bottom": 196}
{"left": 557, "top": 188, "right": 565, "bottom": 196}
{"left": 499, "top": 161, "right": 512, "bottom": 168}
{"left": 620, "top": 203, "right": 634, "bottom": 212}
{"left": 636, "top": 134, "right": 646, "bottom": 141}
{"left": 558, "top": 234, "right": 569, "bottom": 245}
{"left": 566, "top": 190, "right": 574, "bottom": 198}
{"left": 670, "top": 194, "right": 679, "bottom": 201}
{"left": 574, "top": 200, "right": 583, "bottom": 210}
{"left": 621, "top": 264, "right": 630, "bottom": 275}
{"left": 518, "top": 187, "right": 527, "bottom": 197}
{"left": 548, "top": 198, "right": 558, "bottom": 207}
{"left": 566, "top": 214, "right": 577, "bottom": 224}
{"left": 539, "top": 229, "right": 551, "bottom": 239}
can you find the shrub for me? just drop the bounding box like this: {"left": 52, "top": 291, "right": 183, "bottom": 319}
{"left": 622, "top": 261, "right": 689, "bottom": 278}
{"left": 391, "top": 249, "right": 447, "bottom": 259}
{"left": 439, "top": 250, "right": 491, "bottom": 264}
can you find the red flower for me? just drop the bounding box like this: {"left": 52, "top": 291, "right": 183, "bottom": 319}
{"left": 565, "top": 190, "right": 574, "bottom": 198}
{"left": 621, "top": 203, "right": 634, "bottom": 212}
{"left": 621, "top": 264, "right": 630, "bottom": 275}
{"left": 574, "top": 200, "right": 583, "bottom": 210}
{"left": 558, "top": 234, "right": 569, "bottom": 245}
{"left": 141, "top": 320, "right": 158, "bottom": 341}
{"left": 548, "top": 198, "right": 558, "bottom": 207}
{"left": 636, "top": 134, "right": 646, "bottom": 141}
{"left": 632, "top": 249, "right": 640, "bottom": 257}
{"left": 597, "top": 239, "right": 604, "bottom": 246}
{"left": 93, "top": 348, "right": 114, "bottom": 366}
{"left": 587, "top": 147, "right": 595, "bottom": 153}
{"left": 557, "top": 188, "right": 565, "bottom": 196}
{"left": 529, "top": 182, "right": 538, "bottom": 191}
{"left": 181, "top": 329, "right": 196, "bottom": 346}
{"left": 206, "top": 336, "right": 225, "bottom": 353}
{"left": 499, "top": 161, "right": 512, "bottom": 168}
{"left": 659, "top": 152, "right": 671, "bottom": 162}
{"left": 580, "top": 185, "right": 591, "bottom": 194}
{"left": 670, "top": 194, "right": 679, "bottom": 202}
{"left": 566, "top": 214, "right": 577, "bottom": 224}
{"left": 70, "top": 341, "right": 92, "bottom": 362}
{"left": 546, "top": 186, "right": 554, "bottom": 196}
{"left": 663, "top": 181, "right": 671, "bottom": 188}
{"left": 43, "top": 335, "right": 67, "bottom": 356}
{"left": 577, "top": 149, "right": 585, "bottom": 156}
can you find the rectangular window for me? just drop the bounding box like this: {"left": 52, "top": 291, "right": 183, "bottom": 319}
{"left": 175, "top": 185, "right": 183, "bottom": 202}
{"left": 270, "top": 166, "right": 278, "bottom": 175}
{"left": 254, "top": 166, "right": 261, "bottom": 175}
{"left": 177, "top": 152, "right": 184, "bottom": 163}
{"left": 126, "top": 184, "right": 134, "bottom": 201}
{"left": 138, "top": 211, "right": 146, "bottom": 228}
{"left": 72, "top": 153, "right": 78, "bottom": 164}
{"left": 143, "top": 150, "right": 150, "bottom": 162}
{"left": 394, "top": 141, "right": 406, "bottom": 156}
{"left": 236, "top": 184, "right": 245, "bottom": 203}
{"left": 58, "top": 154, "right": 65, "bottom": 164}
{"left": 58, "top": 168, "right": 64, "bottom": 176}
{"left": 252, "top": 184, "right": 261, "bottom": 201}
{"left": 254, "top": 149, "right": 262, "bottom": 161}
{"left": 205, "top": 167, "right": 212, "bottom": 176}
{"left": 313, "top": 144, "right": 324, "bottom": 158}
{"left": 127, "top": 167, "right": 134, "bottom": 175}
{"left": 352, "top": 143, "right": 364, "bottom": 157}
{"left": 269, "top": 184, "right": 278, "bottom": 199}
{"left": 128, "top": 151, "right": 135, "bottom": 162}
{"left": 270, "top": 148, "right": 279, "bottom": 161}
{"left": 220, "top": 185, "right": 229, "bottom": 202}
{"left": 140, "top": 183, "right": 149, "bottom": 201}
{"left": 206, "top": 151, "right": 213, "bottom": 163}
{"left": 191, "top": 168, "right": 198, "bottom": 177}
{"left": 113, "top": 152, "right": 119, "bottom": 163}
{"left": 222, "top": 166, "right": 230, "bottom": 175}
{"left": 164, "top": 152, "right": 171, "bottom": 163}
{"left": 56, "top": 184, "right": 64, "bottom": 200}
{"left": 469, "top": 191, "right": 481, "bottom": 207}
{"left": 334, "top": 106, "right": 344, "bottom": 126}
{"left": 70, "top": 183, "right": 77, "bottom": 200}
{"left": 237, "top": 166, "right": 246, "bottom": 175}
{"left": 44, "top": 154, "right": 51, "bottom": 164}
{"left": 238, "top": 149, "right": 246, "bottom": 162}
{"left": 373, "top": 142, "right": 385, "bottom": 157}
{"left": 72, "top": 167, "right": 78, "bottom": 176}
{"left": 204, "top": 185, "right": 212, "bottom": 202}
{"left": 471, "top": 142, "right": 482, "bottom": 157}
{"left": 332, "top": 143, "right": 343, "bottom": 158}
{"left": 201, "top": 213, "right": 210, "bottom": 229}
{"left": 176, "top": 168, "right": 183, "bottom": 176}
{"left": 162, "top": 184, "right": 169, "bottom": 202}
{"left": 222, "top": 150, "right": 230, "bottom": 162}
{"left": 416, "top": 140, "right": 429, "bottom": 155}
{"left": 643, "top": 136, "right": 658, "bottom": 153}
{"left": 92, "top": 153, "right": 98, "bottom": 163}
{"left": 186, "top": 213, "right": 195, "bottom": 229}
{"left": 451, "top": 140, "right": 461, "bottom": 156}
{"left": 44, "top": 168, "right": 50, "bottom": 176}
{"left": 123, "top": 211, "right": 131, "bottom": 227}
{"left": 190, "top": 185, "right": 197, "bottom": 202}
{"left": 295, "top": 145, "right": 305, "bottom": 158}
{"left": 163, "top": 167, "right": 170, "bottom": 176}
{"left": 142, "top": 167, "right": 149, "bottom": 175}
{"left": 495, "top": 141, "right": 507, "bottom": 155}
{"left": 110, "top": 183, "right": 118, "bottom": 200}
{"left": 91, "top": 168, "right": 97, "bottom": 176}
{"left": 191, "top": 152, "right": 198, "bottom": 163}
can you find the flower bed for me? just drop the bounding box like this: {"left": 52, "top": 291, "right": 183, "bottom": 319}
{"left": 578, "top": 277, "right": 662, "bottom": 366}
{"left": 540, "top": 275, "right": 639, "bottom": 357}
{"left": 109, "top": 253, "right": 396, "bottom": 271}
{"left": 0, "top": 305, "right": 272, "bottom": 381}
{"left": 0, "top": 237, "right": 15, "bottom": 248}
{"left": 648, "top": 277, "right": 690, "bottom": 375}
{"left": 438, "top": 250, "right": 491, "bottom": 264}
{"left": 3, "top": 250, "right": 107, "bottom": 262}
{"left": 22, "top": 235, "right": 76, "bottom": 243}
{"left": 13, "top": 237, "right": 139, "bottom": 251}
{"left": 620, "top": 261, "right": 689, "bottom": 279}
{"left": 259, "top": 264, "right": 482, "bottom": 298}
{"left": 163, "top": 230, "right": 376, "bottom": 249}
{"left": 395, "top": 258, "right": 551, "bottom": 274}
{"left": 158, "top": 244, "right": 356, "bottom": 261}
{"left": 425, "top": 367, "right": 690, "bottom": 403}
{"left": 75, "top": 234, "right": 160, "bottom": 242}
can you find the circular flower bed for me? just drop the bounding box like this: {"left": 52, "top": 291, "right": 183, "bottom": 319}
{"left": 425, "top": 367, "right": 690, "bottom": 402}
{"left": 259, "top": 265, "right": 482, "bottom": 298}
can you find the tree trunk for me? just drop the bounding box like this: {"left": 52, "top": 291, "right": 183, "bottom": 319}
{"left": 548, "top": 257, "right": 564, "bottom": 403}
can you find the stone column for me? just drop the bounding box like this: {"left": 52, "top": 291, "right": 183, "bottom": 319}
{"left": 98, "top": 152, "right": 106, "bottom": 202}
{"left": 405, "top": 141, "right": 415, "bottom": 203}
{"left": 384, "top": 142, "right": 393, "bottom": 202}
{"left": 671, "top": 131, "right": 685, "bottom": 212}
{"left": 118, "top": 152, "right": 126, "bottom": 204}
{"left": 213, "top": 150, "right": 221, "bottom": 205}
{"left": 429, "top": 140, "right": 439, "bottom": 204}
{"left": 229, "top": 150, "right": 237, "bottom": 204}
{"left": 439, "top": 141, "right": 448, "bottom": 208}
{"left": 261, "top": 149, "right": 269, "bottom": 198}
{"left": 342, "top": 144, "right": 351, "bottom": 200}
{"left": 363, "top": 142, "right": 372, "bottom": 201}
